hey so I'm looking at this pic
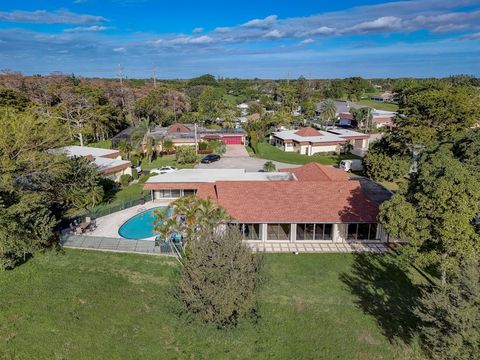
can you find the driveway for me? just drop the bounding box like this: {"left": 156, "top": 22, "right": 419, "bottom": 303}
{"left": 196, "top": 145, "right": 300, "bottom": 172}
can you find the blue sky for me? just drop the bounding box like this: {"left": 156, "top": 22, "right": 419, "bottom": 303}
{"left": 0, "top": 0, "right": 479, "bottom": 78}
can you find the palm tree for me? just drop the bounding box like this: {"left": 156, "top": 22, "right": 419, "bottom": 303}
{"left": 162, "top": 139, "right": 174, "bottom": 154}
{"left": 154, "top": 196, "right": 231, "bottom": 258}
{"left": 319, "top": 99, "right": 337, "bottom": 129}
{"left": 117, "top": 140, "right": 133, "bottom": 160}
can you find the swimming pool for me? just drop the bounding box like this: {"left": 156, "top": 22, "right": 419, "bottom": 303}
{"left": 118, "top": 207, "right": 168, "bottom": 240}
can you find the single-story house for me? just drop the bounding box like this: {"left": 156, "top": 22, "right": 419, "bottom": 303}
{"left": 144, "top": 163, "right": 391, "bottom": 243}
{"left": 270, "top": 127, "right": 369, "bottom": 155}
{"left": 55, "top": 145, "right": 132, "bottom": 182}
{"left": 371, "top": 110, "right": 396, "bottom": 129}
{"left": 316, "top": 100, "right": 362, "bottom": 117}
{"left": 371, "top": 92, "right": 395, "bottom": 103}
{"left": 149, "top": 123, "right": 246, "bottom": 149}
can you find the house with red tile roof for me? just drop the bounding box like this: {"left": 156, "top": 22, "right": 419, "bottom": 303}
{"left": 144, "top": 163, "right": 391, "bottom": 243}
{"left": 270, "top": 127, "right": 369, "bottom": 155}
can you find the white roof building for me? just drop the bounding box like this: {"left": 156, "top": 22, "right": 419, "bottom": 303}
{"left": 146, "top": 169, "right": 294, "bottom": 184}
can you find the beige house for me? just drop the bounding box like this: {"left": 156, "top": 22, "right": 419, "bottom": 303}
{"left": 144, "top": 163, "right": 394, "bottom": 244}
{"left": 271, "top": 127, "right": 369, "bottom": 155}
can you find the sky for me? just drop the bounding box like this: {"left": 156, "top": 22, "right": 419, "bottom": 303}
{"left": 0, "top": 0, "right": 479, "bottom": 78}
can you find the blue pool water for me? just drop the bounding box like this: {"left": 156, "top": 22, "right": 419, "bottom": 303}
{"left": 118, "top": 207, "right": 168, "bottom": 240}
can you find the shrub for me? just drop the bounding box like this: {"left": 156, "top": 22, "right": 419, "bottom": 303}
{"left": 198, "top": 142, "right": 208, "bottom": 150}
{"left": 119, "top": 174, "right": 132, "bottom": 188}
{"left": 263, "top": 161, "right": 276, "bottom": 172}
{"left": 178, "top": 227, "right": 260, "bottom": 327}
{"left": 176, "top": 146, "right": 197, "bottom": 164}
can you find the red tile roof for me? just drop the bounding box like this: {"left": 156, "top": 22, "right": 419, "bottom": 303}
{"left": 339, "top": 112, "right": 354, "bottom": 120}
{"left": 145, "top": 163, "right": 378, "bottom": 223}
{"left": 280, "top": 163, "right": 350, "bottom": 182}
{"left": 197, "top": 180, "right": 378, "bottom": 223}
{"left": 294, "top": 127, "right": 323, "bottom": 137}
{"left": 167, "top": 123, "right": 191, "bottom": 134}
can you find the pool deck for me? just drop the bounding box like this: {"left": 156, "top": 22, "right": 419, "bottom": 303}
{"left": 86, "top": 200, "right": 171, "bottom": 239}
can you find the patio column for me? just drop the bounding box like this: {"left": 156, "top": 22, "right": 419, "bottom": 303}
{"left": 333, "top": 224, "right": 347, "bottom": 243}
{"left": 261, "top": 224, "right": 268, "bottom": 242}
{"left": 290, "top": 224, "right": 296, "bottom": 242}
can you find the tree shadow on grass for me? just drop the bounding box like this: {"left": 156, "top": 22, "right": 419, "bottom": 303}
{"left": 340, "top": 253, "right": 423, "bottom": 344}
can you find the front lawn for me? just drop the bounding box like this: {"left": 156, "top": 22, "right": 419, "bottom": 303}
{"left": 357, "top": 99, "right": 399, "bottom": 112}
{"left": 140, "top": 155, "right": 200, "bottom": 171}
{"left": 253, "top": 142, "right": 361, "bottom": 166}
{"left": 0, "top": 250, "right": 425, "bottom": 359}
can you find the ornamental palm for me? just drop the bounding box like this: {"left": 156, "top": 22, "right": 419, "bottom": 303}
{"left": 319, "top": 99, "right": 337, "bottom": 128}
{"left": 154, "top": 196, "right": 231, "bottom": 258}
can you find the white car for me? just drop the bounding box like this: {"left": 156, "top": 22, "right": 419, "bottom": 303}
{"left": 150, "top": 166, "right": 177, "bottom": 175}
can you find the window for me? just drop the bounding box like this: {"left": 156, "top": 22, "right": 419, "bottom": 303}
{"left": 297, "top": 224, "right": 333, "bottom": 241}
{"left": 239, "top": 224, "right": 261, "bottom": 240}
{"left": 267, "top": 224, "right": 290, "bottom": 241}
{"left": 183, "top": 189, "right": 196, "bottom": 196}
{"left": 170, "top": 189, "right": 181, "bottom": 198}
{"left": 347, "top": 223, "right": 379, "bottom": 241}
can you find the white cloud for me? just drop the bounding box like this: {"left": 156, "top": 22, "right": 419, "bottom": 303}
{"left": 64, "top": 25, "right": 107, "bottom": 33}
{"left": 307, "top": 26, "right": 336, "bottom": 36}
{"left": 0, "top": 9, "right": 106, "bottom": 25}
{"left": 113, "top": 47, "right": 126, "bottom": 52}
{"left": 157, "top": 35, "right": 214, "bottom": 46}
{"left": 192, "top": 27, "right": 204, "bottom": 33}
{"left": 242, "top": 15, "right": 277, "bottom": 28}
{"left": 263, "top": 29, "right": 285, "bottom": 39}
{"left": 300, "top": 38, "right": 314, "bottom": 44}
{"left": 344, "top": 16, "right": 403, "bottom": 34}
{"left": 461, "top": 32, "right": 480, "bottom": 40}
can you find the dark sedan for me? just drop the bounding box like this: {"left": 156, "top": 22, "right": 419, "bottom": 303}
{"left": 201, "top": 154, "right": 221, "bottom": 164}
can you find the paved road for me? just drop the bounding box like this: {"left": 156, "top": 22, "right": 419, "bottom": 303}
{"left": 196, "top": 145, "right": 300, "bottom": 172}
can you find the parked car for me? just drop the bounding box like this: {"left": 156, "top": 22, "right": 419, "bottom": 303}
{"left": 339, "top": 159, "right": 363, "bottom": 172}
{"left": 150, "top": 166, "right": 177, "bottom": 175}
{"left": 201, "top": 154, "right": 221, "bottom": 164}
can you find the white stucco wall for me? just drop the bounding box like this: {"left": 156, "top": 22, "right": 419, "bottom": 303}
{"left": 311, "top": 145, "right": 338, "bottom": 154}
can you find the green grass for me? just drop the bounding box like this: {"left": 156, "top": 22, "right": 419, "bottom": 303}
{"left": 0, "top": 250, "right": 425, "bottom": 359}
{"left": 357, "top": 99, "right": 399, "bottom": 112}
{"left": 112, "top": 183, "right": 146, "bottom": 202}
{"left": 254, "top": 143, "right": 361, "bottom": 166}
{"left": 86, "top": 139, "right": 113, "bottom": 149}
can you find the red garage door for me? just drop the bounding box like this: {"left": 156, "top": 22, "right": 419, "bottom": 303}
{"left": 223, "top": 136, "right": 243, "bottom": 145}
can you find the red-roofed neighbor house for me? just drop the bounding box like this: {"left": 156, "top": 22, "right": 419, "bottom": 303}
{"left": 144, "top": 163, "right": 391, "bottom": 243}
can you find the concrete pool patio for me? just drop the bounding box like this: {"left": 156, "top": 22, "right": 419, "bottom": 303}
{"left": 63, "top": 200, "right": 391, "bottom": 255}
{"left": 86, "top": 200, "right": 171, "bottom": 239}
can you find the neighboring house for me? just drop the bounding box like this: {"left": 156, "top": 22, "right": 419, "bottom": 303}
{"left": 371, "top": 92, "right": 395, "bottom": 103}
{"left": 55, "top": 145, "right": 132, "bottom": 182}
{"left": 236, "top": 103, "right": 249, "bottom": 116}
{"left": 371, "top": 109, "right": 396, "bottom": 129}
{"left": 316, "top": 100, "right": 362, "bottom": 117}
{"left": 148, "top": 123, "right": 246, "bottom": 150}
{"left": 270, "top": 127, "right": 369, "bottom": 155}
{"left": 144, "top": 163, "right": 392, "bottom": 243}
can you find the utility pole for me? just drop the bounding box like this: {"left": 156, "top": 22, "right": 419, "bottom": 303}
{"left": 194, "top": 123, "right": 198, "bottom": 155}
{"left": 152, "top": 66, "right": 157, "bottom": 88}
{"left": 118, "top": 64, "right": 124, "bottom": 88}
{"left": 118, "top": 64, "right": 125, "bottom": 108}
